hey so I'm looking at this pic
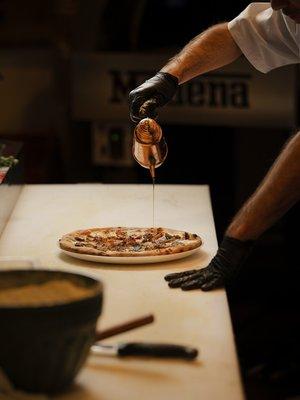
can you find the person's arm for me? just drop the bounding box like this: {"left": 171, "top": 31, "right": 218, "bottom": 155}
{"left": 227, "top": 131, "right": 300, "bottom": 241}
{"left": 161, "top": 22, "right": 242, "bottom": 84}
{"left": 129, "top": 23, "right": 241, "bottom": 122}
{"left": 165, "top": 131, "right": 300, "bottom": 291}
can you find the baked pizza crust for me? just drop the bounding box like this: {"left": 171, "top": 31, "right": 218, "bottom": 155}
{"left": 59, "top": 227, "right": 202, "bottom": 257}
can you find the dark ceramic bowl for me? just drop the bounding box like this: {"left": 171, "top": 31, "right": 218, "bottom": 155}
{"left": 0, "top": 269, "right": 103, "bottom": 394}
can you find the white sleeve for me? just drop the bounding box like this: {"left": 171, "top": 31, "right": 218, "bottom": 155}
{"left": 228, "top": 2, "right": 299, "bottom": 73}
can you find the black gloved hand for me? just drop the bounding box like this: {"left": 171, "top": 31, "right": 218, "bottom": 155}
{"left": 129, "top": 72, "right": 178, "bottom": 123}
{"left": 164, "top": 236, "right": 254, "bottom": 291}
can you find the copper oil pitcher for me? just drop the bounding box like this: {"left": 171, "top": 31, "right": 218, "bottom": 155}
{"left": 132, "top": 118, "right": 168, "bottom": 179}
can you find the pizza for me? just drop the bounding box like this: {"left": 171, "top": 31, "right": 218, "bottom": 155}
{"left": 59, "top": 227, "right": 202, "bottom": 257}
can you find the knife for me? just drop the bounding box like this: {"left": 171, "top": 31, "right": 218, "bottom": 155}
{"left": 91, "top": 342, "right": 198, "bottom": 360}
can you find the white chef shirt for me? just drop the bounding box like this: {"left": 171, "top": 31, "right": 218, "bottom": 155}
{"left": 228, "top": 2, "right": 300, "bottom": 73}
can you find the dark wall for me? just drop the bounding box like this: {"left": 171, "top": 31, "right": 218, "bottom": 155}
{"left": 102, "top": 0, "right": 250, "bottom": 51}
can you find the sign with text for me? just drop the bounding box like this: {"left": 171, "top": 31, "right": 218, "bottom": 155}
{"left": 72, "top": 52, "right": 297, "bottom": 128}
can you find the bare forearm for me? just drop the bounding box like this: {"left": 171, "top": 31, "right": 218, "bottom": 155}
{"left": 161, "top": 22, "right": 241, "bottom": 84}
{"left": 227, "top": 132, "right": 300, "bottom": 241}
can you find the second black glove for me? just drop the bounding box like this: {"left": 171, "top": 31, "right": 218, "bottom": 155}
{"left": 164, "top": 236, "right": 254, "bottom": 291}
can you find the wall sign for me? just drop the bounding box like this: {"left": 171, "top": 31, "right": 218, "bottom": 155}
{"left": 72, "top": 52, "right": 298, "bottom": 128}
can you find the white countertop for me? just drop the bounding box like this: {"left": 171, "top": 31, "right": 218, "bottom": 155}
{"left": 0, "top": 184, "right": 244, "bottom": 400}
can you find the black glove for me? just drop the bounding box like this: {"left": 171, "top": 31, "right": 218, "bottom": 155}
{"left": 129, "top": 72, "right": 178, "bottom": 123}
{"left": 164, "top": 236, "right": 254, "bottom": 291}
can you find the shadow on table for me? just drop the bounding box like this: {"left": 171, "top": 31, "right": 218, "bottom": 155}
{"left": 54, "top": 382, "right": 100, "bottom": 400}
{"left": 54, "top": 358, "right": 203, "bottom": 399}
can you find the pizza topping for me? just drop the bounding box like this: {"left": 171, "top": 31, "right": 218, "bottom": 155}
{"left": 75, "top": 242, "right": 84, "bottom": 247}
{"left": 116, "top": 228, "right": 126, "bottom": 237}
{"left": 72, "top": 229, "right": 199, "bottom": 251}
{"left": 60, "top": 227, "right": 201, "bottom": 256}
{"left": 142, "top": 233, "right": 153, "bottom": 242}
{"left": 133, "top": 245, "right": 142, "bottom": 251}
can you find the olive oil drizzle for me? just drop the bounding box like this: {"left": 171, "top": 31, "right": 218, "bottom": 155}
{"left": 152, "top": 177, "right": 155, "bottom": 228}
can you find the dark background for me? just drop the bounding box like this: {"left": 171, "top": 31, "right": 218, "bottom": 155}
{"left": 0, "top": 1, "right": 299, "bottom": 399}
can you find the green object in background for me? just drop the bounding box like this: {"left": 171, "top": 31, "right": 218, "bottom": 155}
{"left": 0, "top": 155, "right": 18, "bottom": 168}
{"left": 0, "top": 144, "right": 18, "bottom": 168}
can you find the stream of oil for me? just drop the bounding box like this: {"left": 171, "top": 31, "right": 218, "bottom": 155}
{"left": 152, "top": 177, "right": 155, "bottom": 228}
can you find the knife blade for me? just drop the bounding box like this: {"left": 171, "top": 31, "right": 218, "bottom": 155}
{"left": 91, "top": 342, "right": 198, "bottom": 360}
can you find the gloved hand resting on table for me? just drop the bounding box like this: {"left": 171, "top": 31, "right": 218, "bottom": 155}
{"left": 129, "top": 72, "right": 178, "bottom": 123}
{"left": 164, "top": 236, "right": 254, "bottom": 291}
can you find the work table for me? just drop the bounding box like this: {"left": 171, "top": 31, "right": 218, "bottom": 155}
{"left": 0, "top": 184, "right": 244, "bottom": 400}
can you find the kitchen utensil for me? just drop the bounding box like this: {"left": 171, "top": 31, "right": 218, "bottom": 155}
{"left": 91, "top": 342, "right": 198, "bottom": 360}
{"left": 132, "top": 117, "right": 168, "bottom": 179}
{"left": 95, "top": 314, "right": 154, "bottom": 341}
